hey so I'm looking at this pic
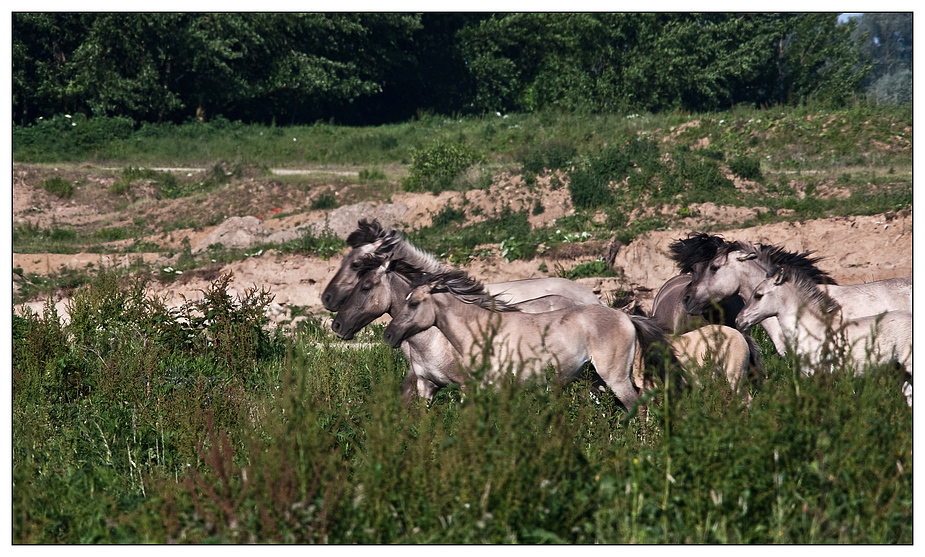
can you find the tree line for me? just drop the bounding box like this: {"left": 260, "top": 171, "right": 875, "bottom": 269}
{"left": 11, "top": 12, "right": 911, "bottom": 127}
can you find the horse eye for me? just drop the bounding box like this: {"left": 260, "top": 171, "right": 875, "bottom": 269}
{"left": 408, "top": 300, "right": 420, "bottom": 309}
{"left": 753, "top": 292, "right": 763, "bottom": 300}
{"left": 709, "top": 264, "right": 719, "bottom": 272}
{"left": 350, "top": 261, "right": 361, "bottom": 270}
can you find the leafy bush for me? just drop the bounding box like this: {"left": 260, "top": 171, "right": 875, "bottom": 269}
{"left": 556, "top": 258, "right": 617, "bottom": 279}
{"left": 277, "top": 225, "right": 346, "bottom": 260}
{"left": 93, "top": 227, "right": 130, "bottom": 242}
{"left": 567, "top": 137, "right": 663, "bottom": 210}
{"left": 310, "top": 193, "right": 338, "bottom": 210}
{"left": 728, "top": 154, "right": 763, "bottom": 181}
{"left": 521, "top": 139, "right": 577, "bottom": 174}
{"left": 358, "top": 167, "right": 387, "bottom": 181}
{"left": 673, "top": 149, "right": 733, "bottom": 196}
{"left": 430, "top": 205, "right": 467, "bottom": 229}
{"left": 410, "top": 206, "right": 537, "bottom": 263}
{"left": 43, "top": 176, "right": 73, "bottom": 198}
{"left": 403, "top": 141, "right": 480, "bottom": 193}
{"left": 567, "top": 166, "right": 614, "bottom": 210}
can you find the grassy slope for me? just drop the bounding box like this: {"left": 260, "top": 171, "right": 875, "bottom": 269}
{"left": 12, "top": 104, "right": 912, "bottom": 301}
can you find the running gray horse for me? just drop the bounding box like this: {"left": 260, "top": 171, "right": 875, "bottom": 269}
{"left": 333, "top": 252, "right": 745, "bottom": 403}
{"left": 330, "top": 252, "right": 604, "bottom": 403}
{"left": 736, "top": 266, "right": 912, "bottom": 404}
{"left": 678, "top": 235, "right": 911, "bottom": 357}
{"left": 651, "top": 233, "right": 744, "bottom": 333}
{"left": 380, "top": 267, "right": 675, "bottom": 413}
{"left": 322, "top": 219, "right": 603, "bottom": 402}
{"left": 651, "top": 233, "right": 764, "bottom": 384}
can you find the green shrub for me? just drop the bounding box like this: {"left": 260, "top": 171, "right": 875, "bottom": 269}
{"left": 403, "top": 141, "right": 480, "bottom": 193}
{"left": 12, "top": 300, "right": 71, "bottom": 405}
{"left": 673, "top": 149, "right": 733, "bottom": 195}
{"left": 431, "top": 205, "right": 467, "bottom": 229}
{"left": 310, "top": 193, "right": 338, "bottom": 211}
{"left": 556, "top": 258, "right": 617, "bottom": 279}
{"left": 93, "top": 227, "right": 129, "bottom": 242}
{"left": 567, "top": 137, "right": 664, "bottom": 210}
{"left": 358, "top": 167, "right": 387, "bottom": 181}
{"left": 43, "top": 176, "right": 73, "bottom": 198}
{"left": 522, "top": 139, "right": 577, "bottom": 174}
{"left": 567, "top": 166, "right": 613, "bottom": 209}
{"left": 278, "top": 225, "right": 345, "bottom": 260}
{"left": 109, "top": 180, "right": 132, "bottom": 195}
{"left": 728, "top": 154, "right": 763, "bottom": 181}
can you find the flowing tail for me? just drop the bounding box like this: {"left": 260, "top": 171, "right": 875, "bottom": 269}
{"left": 630, "top": 314, "right": 685, "bottom": 391}
{"left": 743, "top": 333, "right": 766, "bottom": 388}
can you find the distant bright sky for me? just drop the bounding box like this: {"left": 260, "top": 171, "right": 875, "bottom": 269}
{"left": 838, "top": 13, "right": 863, "bottom": 23}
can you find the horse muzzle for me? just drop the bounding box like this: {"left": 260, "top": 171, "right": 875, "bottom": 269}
{"left": 681, "top": 293, "right": 706, "bottom": 316}
{"left": 382, "top": 327, "right": 404, "bottom": 349}
{"left": 321, "top": 291, "right": 343, "bottom": 312}
{"left": 330, "top": 318, "right": 355, "bottom": 340}
{"left": 734, "top": 315, "right": 753, "bottom": 332}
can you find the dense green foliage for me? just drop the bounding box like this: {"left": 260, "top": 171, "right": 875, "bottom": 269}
{"left": 14, "top": 12, "right": 909, "bottom": 127}
{"left": 13, "top": 272, "right": 913, "bottom": 543}
{"left": 402, "top": 141, "right": 482, "bottom": 193}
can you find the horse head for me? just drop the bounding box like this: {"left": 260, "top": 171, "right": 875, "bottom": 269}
{"left": 321, "top": 219, "right": 397, "bottom": 311}
{"left": 330, "top": 252, "right": 398, "bottom": 340}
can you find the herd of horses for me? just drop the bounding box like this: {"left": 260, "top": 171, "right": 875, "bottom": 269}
{"left": 321, "top": 219, "right": 913, "bottom": 411}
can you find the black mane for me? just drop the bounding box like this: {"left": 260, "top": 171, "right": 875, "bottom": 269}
{"left": 756, "top": 244, "right": 836, "bottom": 285}
{"left": 413, "top": 268, "right": 520, "bottom": 312}
{"left": 345, "top": 218, "right": 400, "bottom": 251}
{"left": 702, "top": 239, "right": 836, "bottom": 286}
{"left": 668, "top": 233, "right": 729, "bottom": 274}
{"left": 356, "top": 252, "right": 431, "bottom": 284}
{"left": 770, "top": 266, "right": 840, "bottom": 314}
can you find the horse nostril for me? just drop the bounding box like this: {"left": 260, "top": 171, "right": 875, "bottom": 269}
{"left": 383, "top": 331, "right": 392, "bottom": 344}
{"left": 331, "top": 320, "right": 341, "bottom": 333}
{"left": 682, "top": 294, "right": 690, "bottom": 305}
{"left": 322, "top": 292, "right": 332, "bottom": 304}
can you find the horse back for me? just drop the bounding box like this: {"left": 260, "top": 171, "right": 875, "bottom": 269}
{"left": 829, "top": 275, "right": 912, "bottom": 316}
{"left": 487, "top": 277, "right": 603, "bottom": 306}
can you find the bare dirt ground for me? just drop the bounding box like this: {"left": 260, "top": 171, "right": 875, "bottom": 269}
{"left": 12, "top": 163, "right": 913, "bottom": 328}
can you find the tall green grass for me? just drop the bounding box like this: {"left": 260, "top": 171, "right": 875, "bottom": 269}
{"left": 12, "top": 270, "right": 912, "bottom": 543}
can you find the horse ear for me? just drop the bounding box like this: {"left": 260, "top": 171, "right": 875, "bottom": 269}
{"left": 380, "top": 253, "right": 394, "bottom": 270}
{"left": 427, "top": 278, "right": 447, "bottom": 293}
{"left": 772, "top": 267, "right": 787, "bottom": 285}
{"left": 737, "top": 252, "right": 758, "bottom": 262}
